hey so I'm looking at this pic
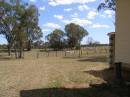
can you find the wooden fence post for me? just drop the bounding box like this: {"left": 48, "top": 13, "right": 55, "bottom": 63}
{"left": 64, "top": 51, "right": 66, "bottom": 56}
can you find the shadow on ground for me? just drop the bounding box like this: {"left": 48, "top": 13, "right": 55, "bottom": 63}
{"left": 85, "top": 68, "right": 130, "bottom": 83}
{"left": 19, "top": 64, "right": 130, "bottom": 97}
{"left": 63, "top": 55, "right": 108, "bottom": 63}
{"left": 63, "top": 56, "right": 83, "bottom": 59}
{"left": 84, "top": 68, "right": 115, "bottom": 83}
{"left": 20, "top": 83, "right": 130, "bottom": 97}
{"left": 0, "top": 55, "right": 14, "bottom": 61}
{"left": 78, "top": 56, "right": 108, "bottom": 62}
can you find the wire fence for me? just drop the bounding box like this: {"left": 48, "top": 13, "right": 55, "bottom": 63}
{"left": 0, "top": 46, "right": 110, "bottom": 60}
{"left": 37, "top": 46, "right": 110, "bottom": 58}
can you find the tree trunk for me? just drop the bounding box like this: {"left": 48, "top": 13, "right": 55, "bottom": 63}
{"left": 27, "top": 40, "right": 31, "bottom": 51}
{"left": 14, "top": 45, "right": 18, "bottom": 59}
{"left": 78, "top": 43, "right": 81, "bottom": 57}
{"left": 79, "top": 49, "right": 81, "bottom": 57}
{"left": 18, "top": 47, "right": 23, "bottom": 59}
{"left": 7, "top": 45, "right": 11, "bottom": 56}
{"left": 17, "top": 41, "right": 24, "bottom": 59}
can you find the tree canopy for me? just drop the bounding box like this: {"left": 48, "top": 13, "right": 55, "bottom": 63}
{"left": 0, "top": 0, "right": 42, "bottom": 58}
{"left": 65, "top": 23, "right": 88, "bottom": 49}
{"left": 97, "top": 0, "right": 116, "bottom": 11}
{"left": 47, "top": 29, "right": 65, "bottom": 50}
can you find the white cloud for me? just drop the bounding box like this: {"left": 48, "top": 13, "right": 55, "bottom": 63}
{"left": 30, "top": 0, "right": 36, "bottom": 2}
{"left": 104, "top": 10, "right": 115, "bottom": 18}
{"left": 78, "top": 5, "right": 90, "bottom": 11}
{"left": 48, "top": 0, "right": 96, "bottom": 6}
{"left": 39, "top": 6, "right": 45, "bottom": 11}
{"left": 91, "top": 23, "right": 110, "bottom": 28}
{"left": 63, "top": 17, "right": 92, "bottom": 26}
{"left": 87, "top": 11, "right": 98, "bottom": 19}
{"left": 43, "top": 22, "right": 61, "bottom": 29}
{"left": 42, "top": 29, "right": 50, "bottom": 32}
{"left": 99, "top": 14, "right": 107, "bottom": 18}
{"left": 71, "top": 13, "right": 78, "bottom": 18}
{"left": 54, "top": 14, "right": 63, "bottom": 20}
{"left": 64, "top": 8, "right": 72, "bottom": 12}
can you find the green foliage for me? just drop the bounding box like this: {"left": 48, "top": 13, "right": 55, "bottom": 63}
{"left": 97, "top": 0, "right": 116, "bottom": 11}
{"left": 47, "top": 29, "right": 65, "bottom": 50}
{"left": 0, "top": 0, "right": 42, "bottom": 58}
{"left": 46, "top": 23, "right": 89, "bottom": 50}
{"left": 65, "top": 23, "right": 88, "bottom": 49}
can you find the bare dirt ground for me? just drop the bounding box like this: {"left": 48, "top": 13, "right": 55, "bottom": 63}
{"left": 0, "top": 50, "right": 129, "bottom": 97}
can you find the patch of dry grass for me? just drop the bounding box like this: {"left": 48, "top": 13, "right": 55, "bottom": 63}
{"left": 0, "top": 49, "right": 110, "bottom": 97}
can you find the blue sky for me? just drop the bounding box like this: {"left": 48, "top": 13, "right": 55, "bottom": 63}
{"left": 0, "top": 0, "right": 115, "bottom": 44}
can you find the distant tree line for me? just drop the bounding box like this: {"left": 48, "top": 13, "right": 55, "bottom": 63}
{"left": 45, "top": 23, "right": 89, "bottom": 50}
{"left": 0, "top": 0, "right": 114, "bottom": 58}
{"left": 44, "top": 0, "right": 115, "bottom": 51}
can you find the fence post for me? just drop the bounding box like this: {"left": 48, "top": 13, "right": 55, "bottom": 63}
{"left": 56, "top": 50, "right": 58, "bottom": 57}
{"left": 64, "top": 50, "right": 66, "bottom": 56}
{"left": 36, "top": 51, "right": 39, "bottom": 59}
{"left": 47, "top": 51, "right": 49, "bottom": 57}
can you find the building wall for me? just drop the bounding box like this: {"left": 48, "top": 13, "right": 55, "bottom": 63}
{"left": 115, "top": 0, "right": 130, "bottom": 68}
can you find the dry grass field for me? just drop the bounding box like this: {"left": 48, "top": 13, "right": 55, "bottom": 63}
{"left": 0, "top": 47, "right": 129, "bottom": 97}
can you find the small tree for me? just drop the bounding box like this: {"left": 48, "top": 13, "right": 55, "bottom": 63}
{"left": 65, "top": 23, "right": 88, "bottom": 49}
{"left": 47, "top": 29, "right": 64, "bottom": 50}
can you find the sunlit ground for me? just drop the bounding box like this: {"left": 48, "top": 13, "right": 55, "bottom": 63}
{"left": 0, "top": 49, "right": 129, "bottom": 97}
